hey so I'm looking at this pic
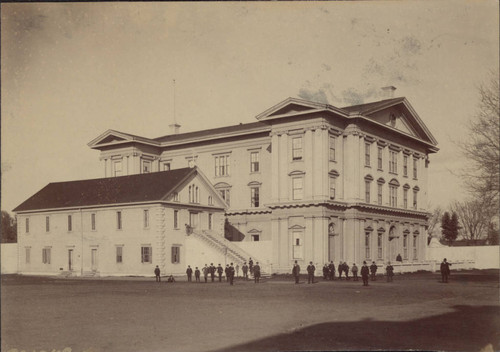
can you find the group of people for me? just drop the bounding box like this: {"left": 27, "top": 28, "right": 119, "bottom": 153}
{"left": 295, "top": 260, "right": 395, "bottom": 286}
{"left": 183, "top": 258, "right": 262, "bottom": 284}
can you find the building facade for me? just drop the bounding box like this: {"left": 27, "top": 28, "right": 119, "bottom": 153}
{"left": 87, "top": 97, "right": 438, "bottom": 273}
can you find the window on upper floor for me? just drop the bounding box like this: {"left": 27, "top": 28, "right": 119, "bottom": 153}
{"left": 116, "top": 246, "right": 123, "bottom": 263}
{"left": 377, "top": 146, "right": 383, "bottom": 170}
{"left": 189, "top": 185, "right": 199, "bottom": 203}
{"left": 292, "top": 137, "right": 303, "bottom": 161}
{"left": 42, "top": 248, "right": 51, "bottom": 264}
{"left": 250, "top": 151, "right": 260, "bottom": 173}
{"left": 163, "top": 162, "right": 171, "bottom": 171}
{"left": 142, "top": 160, "right": 152, "bottom": 174}
{"left": 91, "top": 213, "right": 96, "bottom": 231}
{"left": 218, "top": 189, "right": 230, "bottom": 206}
{"left": 403, "top": 155, "right": 409, "bottom": 177}
{"left": 25, "top": 247, "right": 31, "bottom": 264}
{"left": 365, "top": 232, "right": 371, "bottom": 259}
{"left": 413, "top": 188, "right": 419, "bottom": 210}
{"left": 208, "top": 196, "right": 213, "bottom": 205}
{"left": 413, "top": 158, "right": 418, "bottom": 179}
{"left": 173, "top": 210, "right": 179, "bottom": 229}
{"left": 292, "top": 177, "right": 303, "bottom": 200}
{"left": 389, "top": 151, "right": 398, "bottom": 174}
{"left": 173, "top": 192, "right": 179, "bottom": 202}
{"left": 403, "top": 188, "right": 409, "bottom": 209}
{"left": 208, "top": 213, "right": 213, "bottom": 230}
{"left": 329, "top": 176, "right": 336, "bottom": 200}
{"left": 117, "top": 211, "right": 122, "bottom": 230}
{"left": 25, "top": 218, "right": 29, "bottom": 233}
{"left": 251, "top": 187, "right": 260, "bottom": 208}
{"left": 215, "top": 155, "right": 230, "bottom": 176}
{"left": 365, "top": 143, "right": 371, "bottom": 167}
{"left": 113, "top": 160, "right": 122, "bottom": 177}
{"left": 68, "top": 215, "right": 72, "bottom": 232}
{"left": 365, "top": 180, "right": 371, "bottom": 203}
{"left": 403, "top": 234, "right": 408, "bottom": 259}
{"left": 377, "top": 184, "right": 383, "bottom": 205}
{"left": 251, "top": 234, "right": 260, "bottom": 242}
{"left": 143, "top": 209, "right": 150, "bottom": 228}
{"left": 329, "top": 135, "right": 336, "bottom": 161}
{"left": 413, "top": 235, "right": 418, "bottom": 259}
{"left": 45, "top": 216, "right": 50, "bottom": 233}
{"left": 389, "top": 185, "right": 398, "bottom": 207}
{"left": 377, "top": 234, "right": 383, "bottom": 259}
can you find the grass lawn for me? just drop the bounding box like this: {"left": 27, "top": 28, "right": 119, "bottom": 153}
{"left": 1, "top": 270, "right": 499, "bottom": 352}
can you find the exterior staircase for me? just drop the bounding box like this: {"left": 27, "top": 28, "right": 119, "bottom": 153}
{"left": 191, "top": 229, "right": 270, "bottom": 276}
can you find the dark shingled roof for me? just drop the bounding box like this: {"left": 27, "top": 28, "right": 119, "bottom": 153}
{"left": 14, "top": 168, "right": 195, "bottom": 212}
{"left": 341, "top": 97, "right": 405, "bottom": 114}
{"left": 153, "top": 121, "right": 269, "bottom": 143}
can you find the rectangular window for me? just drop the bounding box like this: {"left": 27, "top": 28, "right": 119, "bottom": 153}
{"left": 113, "top": 160, "right": 122, "bottom": 177}
{"left": 141, "top": 246, "right": 152, "bottom": 263}
{"left": 208, "top": 213, "right": 213, "bottom": 230}
{"left": 250, "top": 152, "right": 260, "bottom": 173}
{"left": 292, "top": 177, "right": 303, "bottom": 200}
{"left": 189, "top": 212, "right": 199, "bottom": 228}
{"left": 116, "top": 246, "right": 123, "bottom": 263}
{"left": 365, "top": 181, "right": 371, "bottom": 203}
{"left": 117, "top": 211, "right": 122, "bottom": 230}
{"left": 173, "top": 192, "right": 179, "bottom": 202}
{"left": 45, "top": 216, "right": 50, "bottom": 232}
{"left": 365, "top": 233, "right": 371, "bottom": 259}
{"left": 403, "top": 235, "right": 408, "bottom": 259}
{"left": 329, "top": 136, "right": 336, "bottom": 161}
{"left": 219, "top": 189, "right": 230, "bottom": 206}
{"left": 377, "top": 147, "right": 383, "bottom": 170}
{"left": 25, "top": 218, "right": 30, "bottom": 233}
{"left": 91, "top": 213, "right": 96, "bottom": 231}
{"left": 389, "top": 186, "right": 397, "bottom": 207}
{"left": 377, "top": 234, "right": 383, "bottom": 259}
{"left": 413, "top": 158, "right": 418, "bottom": 179}
{"left": 251, "top": 187, "right": 260, "bottom": 207}
{"left": 329, "top": 177, "right": 336, "bottom": 200}
{"left": 413, "top": 236, "right": 418, "bottom": 259}
{"left": 174, "top": 210, "right": 179, "bottom": 229}
{"left": 293, "top": 232, "right": 304, "bottom": 259}
{"left": 251, "top": 234, "right": 260, "bottom": 242}
{"left": 143, "top": 209, "right": 149, "bottom": 228}
{"left": 403, "top": 155, "right": 408, "bottom": 177}
{"left": 377, "top": 184, "right": 383, "bottom": 205}
{"left": 163, "top": 162, "right": 171, "bottom": 171}
{"left": 365, "top": 143, "right": 371, "bottom": 166}
{"left": 215, "top": 155, "right": 230, "bottom": 176}
{"left": 403, "top": 188, "right": 408, "bottom": 209}
{"left": 26, "top": 247, "right": 31, "bottom": 264}
{"left": 292, "top": 137, "right": 303, "bottom": 161}
{"left": 142, "top": 160, "right": 151, "bottom": 173}
{"left": 171, "top": 246, "right": 180, "bottom": 264}
{"left": 68, "top": 215, "right": 72, "bottom": 232}
{"left": 389, "top": 151, "right": 398, "bottom": 173}
{"left": 42, "top": 248, "right": 51, "bottom": 264}
{"left": 413, "top": 190, "right": 418, "bottom": 210}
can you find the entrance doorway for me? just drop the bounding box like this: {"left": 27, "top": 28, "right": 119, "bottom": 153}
{"left": 91, "top": 248, "right": 98, "bottom": 271}
{"left": 328, "top": 235, "right": 335, "bottom": 262}
{"left": 68, "top": 249, "right": 74, "bottom": 271}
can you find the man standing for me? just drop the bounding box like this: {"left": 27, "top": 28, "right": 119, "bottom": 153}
{"left": 242, "top": 262, "right": 249, "bottom": 280}
{"left": 209, "top": 263, "right": 216, "bottom": 282}
{"left": 202, "top": 264, "right": 209, "bottom": 283}
{"left": 370, "top": 262, "right": 378, "bottom": 281}
{"left": 249, "top": 258, "right": 254, "bottom": 275}
{"left": 322, "top": 264, "right": 329, "bottom": 280}
{"left": 338, "top": 261, "right": 343, "bottom": 280}
{"left": 228, "top": 263, "right": 235, "bottom": 285}
{"left": 307, "top": 261, "right": 316, "bottom": 284}
{"left": 186, "top": 265, "right": 193, "bottom": 282}
{"left": 154, "top": 265, "right": 161, "bottom": 283}
{"left": 361, "top": 261, "right": 370, "bottom": 286}
{"left": 386, "top": 261, "right": 394, "bottom": 282}
{"left": 352, "top": 263, "right": 359, "bottom": 281}
{"left": 217, "top": 264, "right": 224, "bottom": 282}
{"left": 440, "top": 258, "right": 452, "bottom": 283}
{"left": 194, "top": 267, "right": 201, "bottom": 282}
{"left": 225, "top": 264, "right": 230, "bottom": 281}
{"left": 328, "top": 261, "right": 336, "bottom": 280}
{"left": 235, "top": 264, "right": 240, "bottom": 278}
{"left": 253, "top": 262, "right": 261, "bottom": 283}
{"left": 292, "top": 260, "right": 301, "bottom": 284}
{"left": 343, "top": 262, "right": 350, "bottom": 280}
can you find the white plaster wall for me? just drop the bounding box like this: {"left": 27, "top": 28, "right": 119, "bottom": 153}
{"left": 1, "top": 243, "right": 18, "bottom": 274}
{"left": 426, "top": 245, "right": 500, "bottom": 269}
{"left": 233, "top": 241, "right": 272, "bottom": 265}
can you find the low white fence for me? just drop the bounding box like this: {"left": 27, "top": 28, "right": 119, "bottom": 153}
{"left": 1, "top": 243, "right": 18, "bottom": 274}
{"left": 426, "top": 245, "right": 499, "bottom": 270}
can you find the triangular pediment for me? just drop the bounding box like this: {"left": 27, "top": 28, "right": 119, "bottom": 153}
{"left": 99, "top": 135, "right": 127, "bottom": 144}
{"left": 88, "top": 129, "right": 159, "bottom": 149}
{"left": 256, "top": 97, "right": 347, "bottom": 121}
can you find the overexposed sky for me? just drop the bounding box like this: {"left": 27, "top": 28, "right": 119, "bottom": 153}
{"left": 2, "top": 1, "right": 499, "bottom": 213}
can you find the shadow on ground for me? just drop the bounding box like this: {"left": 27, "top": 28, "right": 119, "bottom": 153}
{"left": 211, "top": 305, "right": 500, "bottom": 352}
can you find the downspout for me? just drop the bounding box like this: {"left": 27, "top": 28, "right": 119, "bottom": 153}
{"left": 80, "top": 208, "right": 84, "bottom": 276}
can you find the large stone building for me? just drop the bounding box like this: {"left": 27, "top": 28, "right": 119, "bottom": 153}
{"left": 85, "top": 96, "right": 438, "bottom": 273}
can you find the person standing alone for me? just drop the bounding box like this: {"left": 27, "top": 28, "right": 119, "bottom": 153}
{"left": 307, "top": 262, "right": 316, "bottom": 284}
{"left": 292, "top": 260, "right": 301, "bottom": 284}
{"left": 361, "top": 261, "right": 370, "bottom": 286}
{"left": 440, "top": 258, "right": 451, "bottom": 283}
{"left": 154, "top": 265, "right": 161, "bottom": 283}
{"left": 186, "top": 265, "right": 193, "bottom": 282}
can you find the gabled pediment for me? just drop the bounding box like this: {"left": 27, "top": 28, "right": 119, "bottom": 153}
{"left": 99, "top": 135, "right": 127, "bottom": 144}
{"left": 88, "top": 129, "right": 159, "bottom": 149}
{"left": 255, "top": 97, "right": 347, "bottom": 121}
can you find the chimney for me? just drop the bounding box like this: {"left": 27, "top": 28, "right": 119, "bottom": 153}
{"left": 381, "top": 86, "right": 397, "bottom": 98}
{"left": 169, "top": 123, "right": 181, "bottom": 134}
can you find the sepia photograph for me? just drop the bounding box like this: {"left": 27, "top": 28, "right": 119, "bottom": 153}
{"left": 1, "top": 1, "right": 499, "bottom": 351}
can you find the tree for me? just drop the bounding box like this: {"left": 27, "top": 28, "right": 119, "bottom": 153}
{"left": 1, "top": 211, "right": 17, "bottom": 243}
{"left": 458, "top": 72, "right": 500, "bottom": 202}
{"left": 451, "top": 198, "right": 496, "bottom": 245}
{"left": 427, "top": 206, "right": 443, "bottom": 243}
{"left": 441, "top": 211, "right": 458, "bottom": 245}
{"left": 486, "top": 223, "right": 499, "bottom": 245}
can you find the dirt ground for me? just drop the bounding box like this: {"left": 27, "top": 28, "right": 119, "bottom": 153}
{"left": 1, "top": 270, "right": 499, "bottom": 352}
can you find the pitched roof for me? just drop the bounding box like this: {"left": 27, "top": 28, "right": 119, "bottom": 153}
{"left": 341, "top": 97, "right": 406, "bottom": 114}
{"left": 14, "top": 168, "right": 195, "bottom": 212}
{"left": 153, "top": 121, "right": 269, "bottom": 143}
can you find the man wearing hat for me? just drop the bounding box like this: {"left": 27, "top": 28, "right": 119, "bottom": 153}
{"left": 154, "top": 265, "right": 161, "bottom": 283}
{"left": 242, "top": 262, "right": 249, "bottom": 280}
{"left": 253, "top": 262, "right": 261, "bottom": 283}
{"left": 440, "top": 258, "right": 452, "bottom": 283}
{"left": 292, "top": 260, "right": 301, "bottom": 284}
{"left": 361, "top": 261, "right": 370, "bottom": 286}
{"left": 307, "top": 261, "right": 316, "bottom": 284}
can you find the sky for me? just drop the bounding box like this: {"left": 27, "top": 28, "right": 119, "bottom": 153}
{"left": 1, "top": 1, "right": 499, "bottom": 213}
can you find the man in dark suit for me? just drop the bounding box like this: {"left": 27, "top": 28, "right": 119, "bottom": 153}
{"left": 228, "top": 263, "right": 235, "bottom": 285}
{"left": 370, "top": 261, "right": 378, "bottom": 281}
{"left": 440, "top": 258, "right": 452, "bottom": 283}
{"left": 209, "top": 263, "right": 216, "bottom": 282}
{"left": 307, "top": 261, "right": 316, "bottom": 284}
{"left": 217, "top": 264, "right": 224, "bottom": 282}
{"left": 292, "top": 260, "right": 301, "bottom": 284}
{"left": 361, "top": 261, "right": 370, "bottom": 286}
{"left": 154, "top": 265, "right": 161, "bottom": 283}
{"left": 186, "top": 265, "right": 193, "bottom": 282}
{"left": 253, "top": 262, "right": 261, "bottom": 283}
